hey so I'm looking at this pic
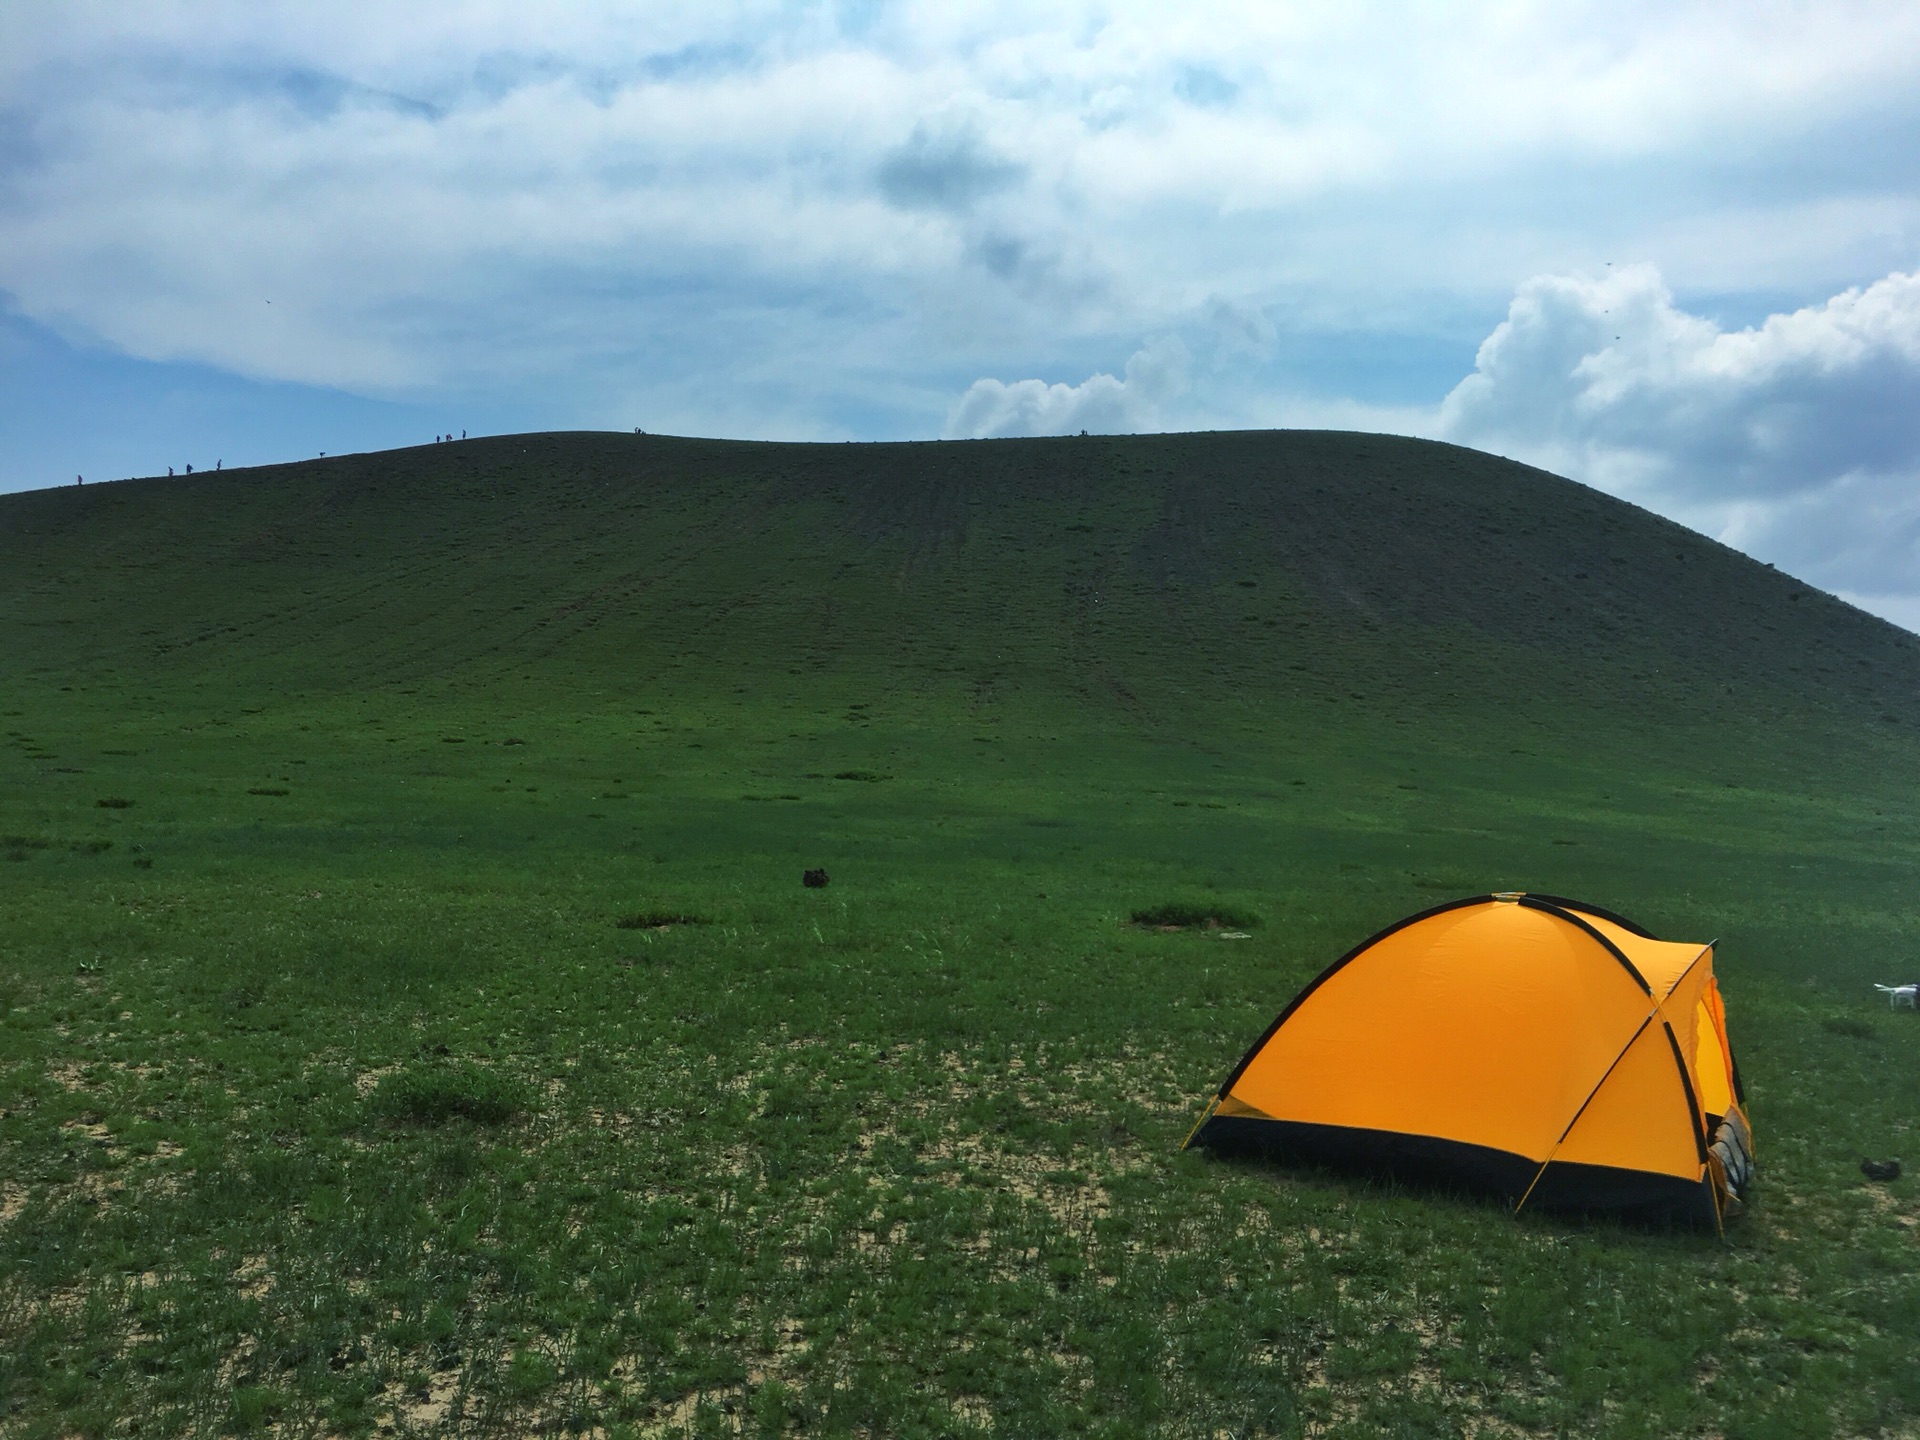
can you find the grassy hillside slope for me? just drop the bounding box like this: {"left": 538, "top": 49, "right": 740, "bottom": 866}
{"left": 2, "top": 431, "right": 1918, "bottom": 1439}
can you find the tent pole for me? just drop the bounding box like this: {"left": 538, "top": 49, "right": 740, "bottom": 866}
{"left": 1513, "top": 1011, "right": 1659, "bottom": 1214}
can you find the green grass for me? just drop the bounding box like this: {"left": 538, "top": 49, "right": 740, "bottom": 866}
{"left": 2, "top": 430, "right": 1918, "bottom": 1437}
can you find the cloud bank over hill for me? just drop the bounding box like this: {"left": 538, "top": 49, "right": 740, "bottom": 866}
{"left": 2, "top": 4, "right": 1919, "bottom": 619}
{"left": 946, "top": 264, "right": 1920, "bottom": 622}
{"left": 1437, "top": 266, "right": 1920, "bottom": 623}
{"left": 944, "top": 338, "right": 1188, "bottom": 439}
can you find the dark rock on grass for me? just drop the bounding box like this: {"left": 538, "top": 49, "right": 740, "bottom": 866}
{"left": 1861, "top": 1158, "right": 1903, "bottom": 1182}
{"left": 803, "top": 868, "right": 830, "bottom": 888}
{"left": 371, "top": 1062, "right": 529, "bottom": 1127}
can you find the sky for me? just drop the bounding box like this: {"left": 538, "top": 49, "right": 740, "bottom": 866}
{"left": 3, "top": 3, "right": 1920, "bottom": 626}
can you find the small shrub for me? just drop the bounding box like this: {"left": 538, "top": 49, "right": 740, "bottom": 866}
{"left": 371, "top": 1062, "right": 529, "bottom": 1127}
{"left": 95, "top": 797, "right": 133, "bottom": 809}
{"left": 1130, "top": 902, "right": 1259, "bottom": 930}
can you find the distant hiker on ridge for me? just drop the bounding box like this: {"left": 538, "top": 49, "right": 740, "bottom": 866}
{"left": 76, "top": 474, "right": 82, "bottom": 486}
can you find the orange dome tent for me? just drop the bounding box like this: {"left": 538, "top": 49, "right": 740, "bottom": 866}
{"left": 1185, "top": 893, "right": 1752, "bottom": 1229}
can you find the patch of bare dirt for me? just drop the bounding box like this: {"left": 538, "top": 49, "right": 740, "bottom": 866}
{"left": 232, "top": 1253, "right": 273, "bottom": 1301}
{"left": 382, "top": 1368, "right": 465, "bottom": 1432}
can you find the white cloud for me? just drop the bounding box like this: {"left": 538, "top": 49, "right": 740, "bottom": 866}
{"left": 944, "top": 336, "right": 1187, "bottom": 438}
{"left": 3, "top": 1, "right": 1919, "bottom": 408}
{"left": 1440, "top": 265, "right": 1920, "bottom": 598}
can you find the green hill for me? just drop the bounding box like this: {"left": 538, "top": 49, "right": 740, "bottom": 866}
{"left": 7, "top": 429, "right": 1918, "bottom": 725}
{"left": 3, "top": 431, "right": 1917, "bottom": 1437}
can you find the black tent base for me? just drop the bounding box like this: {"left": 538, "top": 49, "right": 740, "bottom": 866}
{"left": 1192, "top": 1114, "right": 1722, "bottom": 1229}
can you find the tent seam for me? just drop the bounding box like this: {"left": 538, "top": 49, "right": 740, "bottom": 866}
{"left": 1212, "top": 893, "right": 1495, "bottom": 1098}
{"left": 1519, "top": 896, "right": 1652, "bottom": 995}
{"left": 1512, "top": 1011, "right": 1657, "bottom": 1214}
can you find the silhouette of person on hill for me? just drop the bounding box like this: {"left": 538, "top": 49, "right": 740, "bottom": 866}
{"left": 168, "top": 467, "right": 174, "bottom": 476}
{"left": 185, "top": 464, "right": 192, "bottom": 474}
{"left": 76, "top": 474, "right": 82, "bottom": 486}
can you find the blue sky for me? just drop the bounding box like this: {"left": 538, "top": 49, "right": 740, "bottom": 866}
{"left": 4, "top": 3, "right": 1920, "bottom": 624}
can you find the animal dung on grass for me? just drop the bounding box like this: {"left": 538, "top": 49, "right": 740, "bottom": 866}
{"left": 803, "top": 868, "right": 830, "bottom": 888}
{"left": 1187, "top": 892, "right": 1753, "bottom": 1229}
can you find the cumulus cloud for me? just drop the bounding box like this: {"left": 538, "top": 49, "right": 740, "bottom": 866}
{"left": 1441, "top": 265, "right": 1920, "bottom": 597}
{"left": 4, "top": 1, "right": 1920, "bottom": 410}
{"left": 943, "top": 337, "right": 1188, "bottom": 439}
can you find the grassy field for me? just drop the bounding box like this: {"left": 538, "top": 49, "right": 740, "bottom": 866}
{"left": 3, "top": 431, "right": 1919, "bottom": 1438}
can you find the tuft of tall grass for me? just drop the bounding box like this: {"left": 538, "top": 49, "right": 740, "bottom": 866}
{"left": 369, "top": 1062, "right": 530, "bottom": 1127}
{"left": 614, "top": 910, "right": 709, "bottom": 929}
{"left": 1129, "top": 902, "right": 1260, "bottom": 930}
